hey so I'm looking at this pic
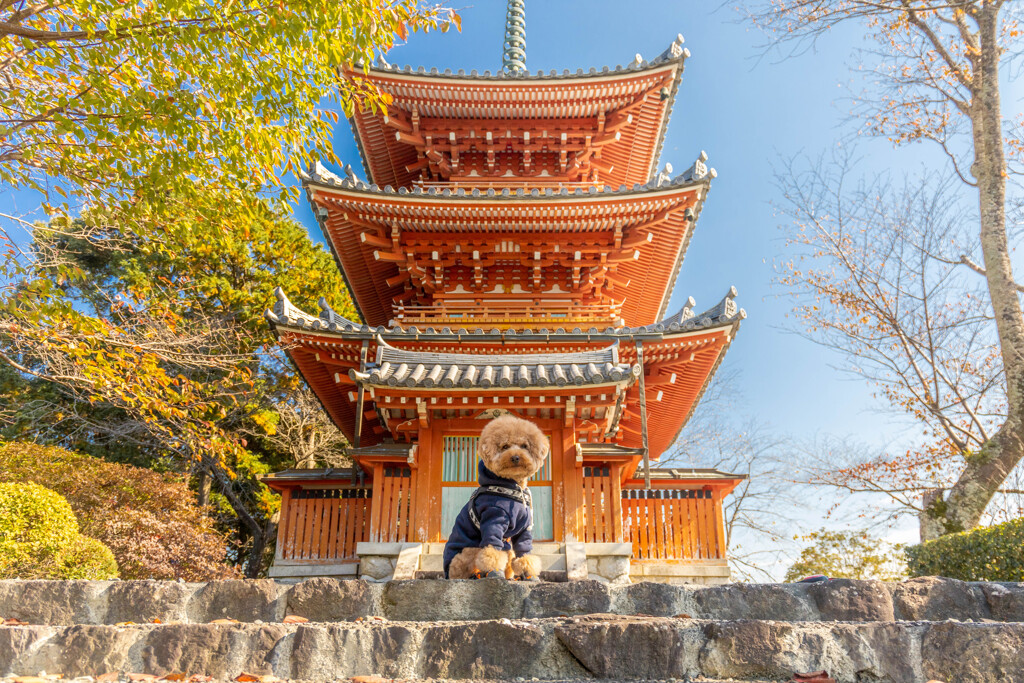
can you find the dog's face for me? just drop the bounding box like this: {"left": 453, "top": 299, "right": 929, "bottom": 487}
{"left": 478, "top": 415, "right": 549, "bottom": 483}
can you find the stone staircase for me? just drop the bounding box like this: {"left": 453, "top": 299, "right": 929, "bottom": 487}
{"left": 1, "top": 577, "right": 1022, "bottom": 682}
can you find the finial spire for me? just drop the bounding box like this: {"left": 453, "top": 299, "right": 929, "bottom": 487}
{"left": 502, "top": 0, "right": 526, "bottom": 74}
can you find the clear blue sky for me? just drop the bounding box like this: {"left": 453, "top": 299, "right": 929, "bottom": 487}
{"left": 291, "top": 1, "right": 923, "bottom": 449}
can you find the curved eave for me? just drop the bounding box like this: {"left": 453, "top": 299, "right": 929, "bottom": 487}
{"left": 345, "top": 48, "right": 687, "bottom": 189}
{"left": 302, "top": 176, "right": 711, "bottom": 328}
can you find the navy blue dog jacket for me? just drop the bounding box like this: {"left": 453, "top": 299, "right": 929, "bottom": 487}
{"left": 443, "top": 460, "right": 534, "bottom": 577}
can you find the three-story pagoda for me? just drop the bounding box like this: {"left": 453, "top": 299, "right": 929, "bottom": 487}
{"left": 264, "top": 6, "right": 746, "bottom": 584}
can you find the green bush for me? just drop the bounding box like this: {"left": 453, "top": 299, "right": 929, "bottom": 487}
{"left": 59, "top": 535, "right": 119, "bottom": 580}
{"left": 0, "top": 441, "right": 235, "bottom": 580}
{"left": 906, "top": 517, "right": 1024, "bottom": 582}
{"left": 0, "top": 481, "right": 118, "bottom": 579}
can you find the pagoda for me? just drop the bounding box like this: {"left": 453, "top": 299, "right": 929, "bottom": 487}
{"left": 263, "top": 3, "right": 746, "bottom": 584}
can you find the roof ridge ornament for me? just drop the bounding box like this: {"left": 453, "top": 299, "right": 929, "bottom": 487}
{"left": 502, "top": 0, "right": 527, "bottom": 75}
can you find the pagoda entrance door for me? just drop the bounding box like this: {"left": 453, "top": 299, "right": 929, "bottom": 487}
{"left": 438, "top": 432, "right": 554, "bottom": 541}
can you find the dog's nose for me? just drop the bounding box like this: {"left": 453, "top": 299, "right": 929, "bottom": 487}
{"left": 510, "top": 454, "right": 521, "bottom": 465}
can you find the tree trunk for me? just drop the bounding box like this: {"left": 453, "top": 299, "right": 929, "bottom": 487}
{"left": 196, "top": 468, "right": 211, "bottom": 508}
{"left": 930, "top": 5, "right": 1024, "bottom": 534}
{"left": 205, "top": 456, "right": 268, "bottom": 577}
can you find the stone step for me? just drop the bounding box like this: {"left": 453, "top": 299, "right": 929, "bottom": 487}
{"left": 0, "top": 616, "right": 1021, "bottom": 682}
{"left": 1, "top": 577, "right": 1021, "bottom": 626}
{"left": 417, "top": 552, "right": 567, "bottom": 573}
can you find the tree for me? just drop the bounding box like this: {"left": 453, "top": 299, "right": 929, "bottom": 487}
{"left": 750, "top": 0, "right": 1024, "bottom": 537}
{"left": 784, "top": 529, "right": 908, "bottom": 582}
{"left": 0, "top": 0, "right": 456, "bottom": 209}
{"left": 0, "top": 481, "right": 118, "bottom": 580}
{"left": 774, "top": 158, "right": 1023, "bottom": 531}
{"left": 662, "top": 370, "right": 800, "bottom": 580}
{"left": 0, "top": 186, "right": 355, "bottom": 576}
{"left": 0, "top": 440, "right": 237, "bottom": 580}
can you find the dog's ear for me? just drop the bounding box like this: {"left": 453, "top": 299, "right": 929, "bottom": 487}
{"left": 532, "top": 427, "right": 550, "bottom": 462}
{"left": 477, "top": 425, "right": 498, "bottom": 464}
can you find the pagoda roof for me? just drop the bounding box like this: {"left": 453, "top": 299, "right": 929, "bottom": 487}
{"left": 267, "top": 286, "right": 743, "bottom": 342}
{"left": 350, "top": 339, "right": 639, "bottom": 390}
{"left": 302, "top": 156, "right": 714, "bottom": 328}
{"left": 267, "top": 288, "right": 743, "bottom": 458}
{"left": 346, "top": 35, "right": 689, "bottom": 190}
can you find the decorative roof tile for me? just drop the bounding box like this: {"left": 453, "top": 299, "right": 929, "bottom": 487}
{"left": 350, "top": 338, "right": 639, "bottom": 389}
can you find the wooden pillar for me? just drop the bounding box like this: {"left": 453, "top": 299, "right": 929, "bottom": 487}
{"left": 413, "top": 425, "right": 434, "bottom": 542}
{"left": 274, "top": 488, "right": 292, "bottom": 562}
{"left": 561, "top": 426, "right": 581, "bottom": 541}
{"left": 712, "top": 489, "right": 727, "bottom": 559}
{"left": 609, "top": 464, "right": 624, "bottom": 542}
{"left": 427, "top": 425, "right": 445, "bottom": 540}
{"left": 369, "top": 463, "right": 385, "bottom": 542}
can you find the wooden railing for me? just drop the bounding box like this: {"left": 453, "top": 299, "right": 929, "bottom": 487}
{"left": 279, "top": 488, "right": 371, "bottom": 562}
{"left": 391, "top": 302, "right": 623, "bottom": 328}
{"left": 580, "top": 466, "right": 623, "bottom": 543}
{"left": 370, "top": 465, "right": 418, "bottom": 542}
{"left": 621, "top": 489, "right": 725, "bottom": 561}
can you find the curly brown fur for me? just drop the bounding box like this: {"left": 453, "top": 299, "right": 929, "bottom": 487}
{"left": 447, "top": 545, "right": 510, "bottom": 579}
{"left": 476, "top": 414, "right": 549, "bottom": 487}
{"left": 449, "top": 415, "right": 550, "bottom": 579}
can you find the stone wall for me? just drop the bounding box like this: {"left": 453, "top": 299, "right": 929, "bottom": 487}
{"left": 1, "top": 577, "right": 1023, "bottom": 682}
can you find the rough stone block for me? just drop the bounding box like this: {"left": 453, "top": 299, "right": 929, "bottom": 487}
{"left": 692, "top": 583, "right": 819, "bottom": 621}
{"left": 288, "top": 622, "right": 420, "bottom": 679}
{"left": 418, "top": 620, "right": 584, "bottom": 679}
{"left": 286, "top": 577, "right": 380, "bottom": 621}
{"left": 0, "top": 626, "right": 55, "bottom": 676}
{"left": 922, "top": 621, "right": 1024, "bottom": 683}
{"left": 614, "top": 581, "right": 693, "bottom": 617}
{"left": 523, "top": 580, "right": 611, "bottom": 618}
{"left": 982, "top": 582, "right": 1024, "bottom": 622}
{"left": 809, "top": 579, "right": 895, "bottom": 621}
{"left": 892, "top": 576, "right": 991, "bottom": 621}
{"left": 555, "top": 615, "right": 703, "bottom": 678}
{"left": 0, "top": 580, "right": 109, "bottom": 625}
{"left": 382, "top": 578, "right": 529, "bottom": 621}
{"left": 104, "top": 580, "right": 194, "bottom": 625}
{"left": 187, "top": 580, "right": 286, "bottom": 623}
{"left": 700, "top": 620, "right": 922, "bottom": 682}
{"left": 358, "top": 556, "right": 395, "bottom": 581}
{"left": 141, "top": 623, "right": 289, "bottom": 677}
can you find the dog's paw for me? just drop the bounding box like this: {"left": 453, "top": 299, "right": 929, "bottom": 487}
{"left": 470, "top": 570, "right": 504, "bottom": 580}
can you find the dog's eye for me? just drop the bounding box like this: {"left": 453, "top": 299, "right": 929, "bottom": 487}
{"left": 521, "top": 443, "right": 529, "bottom": 450}
{"left": 501, "top": 443, "right": 509, "bottom": 450}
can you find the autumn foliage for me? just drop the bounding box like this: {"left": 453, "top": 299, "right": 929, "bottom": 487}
{"left": 0, "top": 480, "right": 118, "bottom": 580}
{"left": 0, "top": 441, "right": 236, "bottom": 580}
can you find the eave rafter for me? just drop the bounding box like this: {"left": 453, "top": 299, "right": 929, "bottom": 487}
{"left": 380, "top": 74, "right": 672, "bottom": 186}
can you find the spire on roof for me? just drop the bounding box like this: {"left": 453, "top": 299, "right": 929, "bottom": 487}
{"left": 502, "top": 0, "right": 526, "bottom": 75}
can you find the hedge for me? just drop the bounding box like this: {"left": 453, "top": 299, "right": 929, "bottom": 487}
{"left": 906, "top": 517, "right": 1024, "bottom": 582}
{"left": 0, "top": 481, "right": 119, "bottom": 580}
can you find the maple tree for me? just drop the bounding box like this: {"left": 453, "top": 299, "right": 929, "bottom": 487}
{"left": 0, "top": 187, "right": 355, "bottom": 576}
{"left": 750, "top": 1, "right": 1024, "bottom": 538}
{"left": 0, "top": 441, "right": 237, "bottom": 580}
{"left": 0, "top": 0, "right": 456, "bottom": 209}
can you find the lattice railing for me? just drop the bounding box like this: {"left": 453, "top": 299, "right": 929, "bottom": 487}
{"left": 279, "top": 488, "right": 371, "bottom": 562}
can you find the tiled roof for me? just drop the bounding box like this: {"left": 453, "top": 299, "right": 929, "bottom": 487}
{"left": 368, "top": 34, "right": 688, "bottom": 81}
{"left": 350, "top": 339, "right": 639, "bottom": 389}
{"left": 266, "top": 286, "right": 745, "bottom": 340}
{"left": 300, "top": 149, "right": 715, "bottom": 199}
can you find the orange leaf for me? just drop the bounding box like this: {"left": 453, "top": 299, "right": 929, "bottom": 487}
{"left": 282, "top": 615, "right": 308, "bottom": 624}
{"left": 160, "top": 674, "right": 187, "bottom": 681}
{"left": 210, "top": 618, "right": 239, "bottom": 624}
{"left": 396, "top": 21, "right": 408, "bottom": 41}
{"left": 1, "top": 617, "right": 29, "bottom": 626}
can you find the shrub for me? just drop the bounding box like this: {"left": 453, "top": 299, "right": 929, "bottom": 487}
{"left": 59, "top": 535, "right": 120, "bottom": 580}
{"left": 906, "top": 517, "right": 1024, "bottom": 582}
{"left": 0, "top": 482, "right": 118, "bottom": 579}
{"left": 784, "top": 529, "right": 907, "bottom": 582}
{"left": 0, "top": 441, "right": 237, "bottom": 580}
